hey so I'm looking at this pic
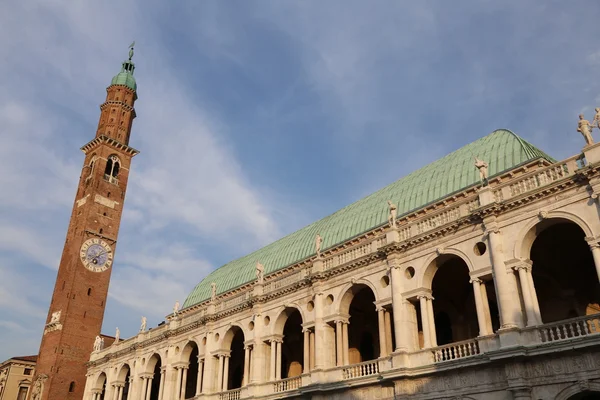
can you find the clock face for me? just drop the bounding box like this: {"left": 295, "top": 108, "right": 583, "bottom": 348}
{"left": 80, "top": 238, "right": 113, "bottom": 272}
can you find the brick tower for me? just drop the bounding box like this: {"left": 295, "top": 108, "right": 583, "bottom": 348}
{"left": 30, "top": 45, "right": 139, "bottom": 400}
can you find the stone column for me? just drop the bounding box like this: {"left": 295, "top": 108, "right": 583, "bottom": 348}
{"left": 313, "top": 291, "right": 325, "bottom": 369}
{"left": 485, "top": 219, "right": 520, "bottom": 328}
{"left": 269, "top": 340, "right": 276, "bottom": 381}
{"left": 309, "top": 331, "right": 315, "bottom": 369}
{"left": 112, "top": 385, "right": 119, "bottom": 400}
{"left": 342, "top": 322, "right": 349, "bottom": 365}
{"left": 377, "top": 307, "right": 388, "bottom": 357}
{"left": 275, "top": 340, "right": 282, "bottom": 380}
{"left": 526, "top": 267, "right": 542, "bottom": 325}
{"left": 470, "top": 278, "right": 491, "bottom": 336}
{"left": 515, "top": 264, "right": 538, "bottom": 327}
{"left": 418, "top": 295, "right": 432, "bottom": 348}
{"left": 384, "top": 309, "right": 393, "bottom": 354}
{"left": 587, "top": 240, "right": 600, "bottom": 282}
{"left": 222, "top": 355, "right": 230, "bottom": 391}
{"left": 335, "top": 321, "right": 343, "bottom": 366}
{"left": 426, "top": 295, "right": 437, "bottom": 347}
{"left": 117, "top": 385, "right": 124, "bottom": 400}
{"left": 303, "top": 329, "right": 310, "bottom": 373}
{"left": 243, "top": 346, "right": 251, "bottom": 386}
{"left": 179, "top": 367, "right": 188, "bottom": 400}
{"left": 196, "top": 358, "right": 204, "bottom": 396}
{"left": 480, "top": 282, "right": 494, "bottom": 333}
{"left": 216, "top": 355, "right": 224, "bottom": 392}
{"left": 389, "top": 260, "right": 406, "bottom": 351}
{"left": 139, "top": 377, "right": 147, "bottom": 400}
{"left": 144, "top": 378, "right": 153, "bottom": 400}
{"left": 174, "top": 367, "right": 183, "bottom": 399}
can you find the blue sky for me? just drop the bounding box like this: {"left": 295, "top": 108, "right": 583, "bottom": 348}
{"left": 0, "top": 1, "right": 599, "bottom": 361}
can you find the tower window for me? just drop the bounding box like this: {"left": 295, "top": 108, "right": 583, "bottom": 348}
{"left": 87, "top": 288, "right": 92, "bottom": 296}
{"left": 69, "top": 382, "right": 75, "bottom": 392}
{"left": 104, "top": 155, "right": 120, "bottom": 184}
{"left": 99, "top": 228, "right": 103, "bottom": 234}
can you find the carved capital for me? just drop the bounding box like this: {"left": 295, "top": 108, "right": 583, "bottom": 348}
{"left": 578, "top": 379, "right": 590, "bottom": 391}
{"left": 436, "top": 247, "right": 444, "bottom": 255}
{"left": 469, "top": 277, "right": 483, "bottom": 285}
{"left": 538, "top": 210, "right": 549, "bottom": 220}
{"left": 513, "top": 264, "right": 531, "bottom": 273}
{"left": 585, "top": 236, "right": 600, "bottom": 249}
{"left": 387, "top": 258, "right": 402, "bottom": 270}
{"left": 417, "top": 294, "right": 434, "bottom": 301}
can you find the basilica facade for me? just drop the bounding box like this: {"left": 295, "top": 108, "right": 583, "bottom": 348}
{"left": 82, "top": 122, "right": 600, "bottom": 400}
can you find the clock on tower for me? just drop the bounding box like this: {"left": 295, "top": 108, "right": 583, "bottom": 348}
{"left": 31, "top": 44, "right": 140, "bottom": 400}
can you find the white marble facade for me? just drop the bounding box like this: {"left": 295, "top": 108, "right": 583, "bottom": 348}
{"left": 84, "top": 143, "right": 600, "bottom": 400}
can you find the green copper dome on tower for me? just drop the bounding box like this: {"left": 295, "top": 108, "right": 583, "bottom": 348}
{"left": 110, "top": 42, "right": 137, "bottom": 91}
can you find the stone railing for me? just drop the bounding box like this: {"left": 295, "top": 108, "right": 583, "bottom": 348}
{"left": 103, "top": 174, "right": 119, "bottom": 185}
{"left": 216, "top": 292, "right": 251, "bottom": 313}
{"left": 218, "top": 388, "right": 241, "bottom": 400}
{"left": 337, "top": 242, "right": 372, "bottom": 265}
{"left": 263, "top": 269, "right": 307, "bottom": 293}
{"left": 416, "top": 205, "right": 462, "bottom": 234}
{"left": 538, "top": 314, "right": 600, "bottom": 343}
{"left": 492, "top": 157, "right": 579, "bottom": 202}
{"left": 342, "top": 359, "right": 380, "bottom": 380}
{"left": 273, "top": 375, "right": 302, "bottom": 393}
{"left": 432, "top": 338, "right": 480, "bottom": 362}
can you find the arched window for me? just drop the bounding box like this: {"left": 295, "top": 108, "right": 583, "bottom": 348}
{"left": 69, "top": 381, "right": 75, "bottom": 392}
{"left": 104, "top": 155, "right": 120, "bottom": 184}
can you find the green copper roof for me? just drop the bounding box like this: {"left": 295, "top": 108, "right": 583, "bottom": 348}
{"left": 183, "top": 129, "right": 554, "bottom": 308}
{"left": 111, "top": 59, "right": 136, "bottom": 91}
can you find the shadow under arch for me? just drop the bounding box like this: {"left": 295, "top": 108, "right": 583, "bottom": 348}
{"left": 93, "top": 372, "right": 107, "bottom": 399}
{"left": 115, "top": 364, "right": 131, "bottom": 400}
{"left": 555, "top": 381, "right": 600, "bottom": 400}
{"left": 422, "top": 253, "right": 487, "bottom": 346}
{"left": 273, "top": 306, "right": 305, "bottom": 378}
{"left": 338, "top": 281, "right": 379, "bottom": 315}
{"left": 144, "top": 353, "right": 162, "bottom": 400}
{"left": 339, "top": 283, "right": 381, "bottom": 363}
{"left": 180, "top": 340, "right": 200, "bottom": 398}
{"left": 515, "top": 213, "right": 594, "bottom": 261}
{"left": 420, "top": 249, "right": 475, "bottom": 290}
{"left": 221, "top": 325, "right": 246, "bottom": 391}
{"left": 526, "top": 219, "right": 600, "bottom": 323}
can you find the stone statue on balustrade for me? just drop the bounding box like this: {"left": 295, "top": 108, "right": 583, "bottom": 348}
{"left": 578, "top": 113, "right": 594, "bottom": 146}
{"left": 474, "top": 156, "right": 489, "bottom": 186}
{"left": 114, "top": 327, "right": 120, "bottom": 344}
{"left": 140, "top": 316, "right": 147, "bottom": 332}
{"left": 387, "top": 200, "right": 397, "bottom": 229}
{"left": 315, "top": 234, "right": 323, "bottom": 259}
{"left": 173, "top": 301, "right": 180, "bottom": 316}
{"left": 256, "top": 261, "right": 264, "bottom": 284}
{"left": 93, "top": 335, "right": 102, "bottom": 351}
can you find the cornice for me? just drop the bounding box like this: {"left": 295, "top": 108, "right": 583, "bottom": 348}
{"left": 81, "top": 135, "right": 139, "bottom": 156}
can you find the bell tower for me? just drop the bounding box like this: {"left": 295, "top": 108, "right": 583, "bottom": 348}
{"left": 31, "top": 44, "right": 140, "bottom": 400}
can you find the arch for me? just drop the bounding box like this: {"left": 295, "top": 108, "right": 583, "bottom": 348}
{"left": 180, "top": 339, "right": 201, "bottom": 363}
{"left": 338, "top": 280, "right": 379, "bottom": 316}
{"left": 341, "top": 283, "right": 381, "bottom": 363}
{"left": 144, "top": 353, "right": 162, "bottom": 374}
{"left": 420, "top": 248, "right": 475, "bottom": 290}
{"left": 115, "top": 364, "right": 131, "bottom": 400}
{"left": 93, "top": 372, "right": 107, "bottom": 390}
{"left": 555, "top": 381, "right": 600, "bottom": 400}
{"left": 528, "top": 219, "right": 600, "bottom": 324}
{"left": 221, "top": 324, "right": 246, "bottom": 350}
{"left": 104, "top": 154, "right": 121, "bottom": 178}
{"left": 116, "top": 363, "right": 131, "bottom": 381}
{"left": 515, "top": 212, "right": 595, "bottom": 260}
{"left": 180, "top": 341, "right": 200, "bottom": 398}
{"left": 273, "top": 305, "right": 305, "bottom": 336}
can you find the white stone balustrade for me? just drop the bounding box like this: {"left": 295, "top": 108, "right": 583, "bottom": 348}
{"left": 273, "top": 376, "right": 302, "bottom": 393}
{"left": 537, "top": 314, "right": 600, "bottom": 343}
{"left": 219, "top": 388, "right": 241, "bottom": 400}
{"left": 432, "top": 339, "right": 480, "bottom": 362}
{"left": 342, "top": 360, "right": 380, "bottom": 380}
